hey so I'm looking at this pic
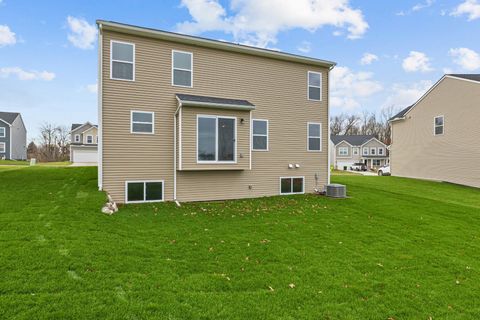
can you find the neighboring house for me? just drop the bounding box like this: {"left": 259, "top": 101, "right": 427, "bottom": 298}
{"left": 70, "top": 122, "right": 98, "bottom": 164}
{"left": 330, "top": 135, "right": 388, "bottom": 170}
{"left": 0, "top": 112, "right": 27, "bottom": 160}
{"left": 97, "top": 20, "right": 336, "bottom": 203}
{"left": 389, "top": 74, "right": 480, "bottom": 188}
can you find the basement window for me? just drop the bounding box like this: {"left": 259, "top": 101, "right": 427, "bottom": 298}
{"left": 111, "top": 41, "right": 135, "bottom": 81}
{"left": 280, "top": 177, "right": 304, "bottom": 195}
{"left": 126, "top": 181, "right": 164, "bottom": 203}
{"left": 434, "top": 116, "right": 444, "bottom": 135}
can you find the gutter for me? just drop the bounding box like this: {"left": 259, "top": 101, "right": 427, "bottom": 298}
{"left": 97, "top": 23, "right": 103, "bottom": 190}
{"left": 173, "top": 99, "right": 182, "bottom": 203}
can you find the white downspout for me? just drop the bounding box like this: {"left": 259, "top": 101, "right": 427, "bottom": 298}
{"left": 174, "top": 101, "right": 182, "bottom": 205}
{"left": 97, "top": 23, "right": 103, "bottom": 190}
{"left": 327, "top": 67, "right": 332, "bottom": 185}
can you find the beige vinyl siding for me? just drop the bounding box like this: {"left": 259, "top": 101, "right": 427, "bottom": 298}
{"left": 391, "top": 77, "right": 480, "bottom": 188}
{"left": 101, "top": 30, "right": 330, "bottom": 203}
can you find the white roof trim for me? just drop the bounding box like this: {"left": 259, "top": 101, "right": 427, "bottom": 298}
{"left": 70, "top": 122, "right": 93, "bottom": 134}
{"left": 360, "top": 137, "right": 387, "bottom": 148}
{"left": 334, "top": 140, "right": 354, "bottom": 147}
{"left": 402, "top": 75, "right": 480, "bottom": 119}
{"left": 98, "top": 20, "right": 336, "bottom": 69}
{"left": 0, "top": 118, "right": 12, "bottom": 127}
{"left": 81, "top": 126, "right": 98, "bottom": 134}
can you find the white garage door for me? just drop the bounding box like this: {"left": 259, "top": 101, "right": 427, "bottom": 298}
{"left": 73, "top": 149, "right": 98, "bottom": 163}
{"left": 336, "top": 161, "right": 354, "bottom": 170}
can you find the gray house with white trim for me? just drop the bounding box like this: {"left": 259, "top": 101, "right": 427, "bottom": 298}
{"left": 330, "top": 135, "right": 389, "bottom": 170}
{"left": 0, "top": 112, "right": 27, "bottom": 160}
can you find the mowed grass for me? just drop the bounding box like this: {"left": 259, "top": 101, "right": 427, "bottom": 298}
{"left": 0, "top": 167, "right": 479, "bottom": 319}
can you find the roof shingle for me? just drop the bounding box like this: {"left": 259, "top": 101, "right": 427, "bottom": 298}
{"left": 331, "top": 135, "right": 376, "bottom": 146}
{"left": 0, "top": 112, "right": 20, "bottom": 125}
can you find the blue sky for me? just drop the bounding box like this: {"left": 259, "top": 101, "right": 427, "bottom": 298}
{"left": 1, "top": 0, "right": 479, "bottom": 140}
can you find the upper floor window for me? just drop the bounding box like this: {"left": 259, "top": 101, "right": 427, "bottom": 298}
{"left": 370, "top": 147, "right": 376, "bottom": 155}
{"left": 353, "top": 147, "right": 359, "bottom": 155}
{"left": 339, "top": 147, "right": 348, "bottom": 156}
{"left": 378, "top": 147, "right": 384, "bottom": 155}
{"left": 198, "top": 115, "right": 235, "bottom": 163}
{"left": 363, "top": 147, "right": 369, "bottom": 156}
{"left": 111, "top": 41, "right": 135, "bottom": 81}
{"left": 307, "top": 122, "right": 321, "bottom": 151}
{"left": 131, "top": 111, "right": 154, "bottom": 134}
{"left": 86, "top": 135, "right": 93, "bottom": 144}
{"left": 0, "top": 127, "right": 5, "bottom": 138}
{"left": 172, "top": 50, "right": 192, "bottom": 87}
{"left": 252, "top": 119, "right": 268, "bottom": 151}
{"left": 434, "top": 116, "right": 444, "bottom": 135}
{"left": 74, "top": 134, "right": 80, "bottom": 143}
{"left": 0, "top": 142, "right": 5, "bottom": 153}
{"left": 308, "top": 71, "right": 322, "bottom": 101}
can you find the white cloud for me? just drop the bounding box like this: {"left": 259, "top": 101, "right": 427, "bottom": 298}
{"left": 402, "top": 51, "right": 433, "bottom": 72}
{"left": 451, "top": 0, "right": 480, "bottom": 20}
{"left": 383, "top": 80, "right": 432, "bottom": 108}
{"left": 0, "top": 67, "right": 55, "bottom": 81}
{"left": 331, "top": 66, "right": 383, "bottom": 111}
{"left": 176, "top": 0, "right": 369, "bottom": 47}
{"left": 360, "top": 53, "right": 378, "bottom": 65}
{"left": 0, "top": 25, "right": 16, "bottom": 47}
{"left": 66, "top": 16, "right": 97, "bottom": 50}
{"left": 449, "top": 47, "right": 480, "bottom": 71}
{"left": 297, "top": 41, "right": 311, "bottom": 53}
{"left": 86, "top": 83, "right": 98, "bottom": 93}
{"left": 412, "top": 0, "right": 434, "bottom": 11}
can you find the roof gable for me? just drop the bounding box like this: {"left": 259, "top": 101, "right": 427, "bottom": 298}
{"left": 331, "top": 135, "right": 376, "bottom": 146}
{"left": 0, "top": 112, "right": 20, "bottom": 125}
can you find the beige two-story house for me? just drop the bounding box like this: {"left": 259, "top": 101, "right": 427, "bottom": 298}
{"left": 330, "top": 135, "right": 388, "bottom": 170}
{"left": 97, "top": 20, "right": 336, "bottom": 203}
{"left": 70, "top": 122, "right": 98, "bottom": 164}
{"left": 389, "top": 74, "right": 480, "bottom": 188}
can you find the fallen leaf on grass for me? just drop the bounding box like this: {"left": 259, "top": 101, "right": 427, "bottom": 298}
{"left": 268, "top": 286, "right": 274, "bottom": 291}
{"left": 289, "top": 283, "right": 295, "bottom": 289}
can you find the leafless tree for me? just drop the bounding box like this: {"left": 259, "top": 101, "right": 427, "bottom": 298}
{"left": 35, "top": 122, "right": 71, "bottom": 161}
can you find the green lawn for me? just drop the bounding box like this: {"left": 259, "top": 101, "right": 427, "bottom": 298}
{"left": 0, "top": 160, "right": 71, "bottom": 166}
{"left": 1, "top": 167, "right": 479, "bottom": 319}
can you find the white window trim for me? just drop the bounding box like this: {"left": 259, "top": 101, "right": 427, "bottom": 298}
{"left": 434, "top": 115, "right": 444, "bottom": 136}
{"left": 363, "top": 147, "right": 369, "bottom": 156}
{"left": 372, "top": 159, "right": 381, "bottom": 166}
{"left": 172, "top": 50, "right": 193, "bottom": 88}
{"left": 307, "top": 122, "right": 322, "bottom": 152}
{"left": 196, "top": 114, "right": 237, "bottom": 164}
{"left": 252, "top": 119, "right": 269, "bottom": 151}
{"left": 279, "top": 176, "right": 305, "bottom": 195}
{"left": 353, "top": 147, "right": 359, "bottom": 155}
{"left": 74, "top": 134, "right": 80, "bottom": 143}
{"left": 378, "top": 147, "right": 384, "bottom": 155}
{"left": 125, "top": 180, "right": 165, "bottom": 204}
{"left": 307, "top": 71, "right": 322, "bottom": 101}
{"left": 0, "top": 142, "right": 5, "bottom": 153}
{"left": 131, "top": 111, "right": 155, "bottom": 134}
{"left": 0, "top": 127, "right": 5, "bottom": 138}
{"left": 370, "top": 147, "right": 376, "bottom": 155}
{"left": 110, "top": 40, "right": 135, "bottom": 81}
{"left": 86, "top": 135, "right": 93, "bottom": 144}
{"left": 338, "top": 147, "right": 349, "bottom": 156}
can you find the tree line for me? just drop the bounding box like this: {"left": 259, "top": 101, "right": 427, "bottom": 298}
{"left": 329, "top": 106, "right": 399, "bottom": 145}
{"left": 27, "top": 123, "right": 70, "bottom": 162}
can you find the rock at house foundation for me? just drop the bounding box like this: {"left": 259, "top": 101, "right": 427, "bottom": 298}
{"left": 102, "top": 193, "right": 118, "bottom": 215}
{"left": 102, "top": 206, "right": 114, "bottom": 215}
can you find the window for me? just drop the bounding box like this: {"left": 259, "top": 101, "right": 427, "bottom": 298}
{"left": 198, "top": 115, "right": 236, "bottom": 162}
{"left": 307, "top": 123, "right": 321, "bottom": 151}
{"left": 74, "top": 134, "right": 80, "bottom": 143}
{"left": 131, "top": 111, "right": 154, "bottom": 134}
{"left": 339, "top": 147, "right": 348, "bottom": 156}
{"left": 0, "top": 142, "right": 5, "bottom": 153}
{"left": 308, "top": 71, "right": 322, "bottom": 101}
{"left": 434, "top": 116, "right": 444, "bottom": 135}
{"left": 172, "top": 50, "right": 192, "bottom": 87}
{"left": 378, "top": 148, "right": 384, "bottom": 155}
{"left": 111, "top": 41, "right": 135, "bottom": 81}
{"left": 363, "top": 147, "right": 369, "bottom": 156}
{"left": 370, "top": 148, "right": 376, "bottom": 155}
{"left": 373, "top": 159, "right": 381, "bottom": 166}
{"left": 126, "top": 181, "right": 164, "bottom": 203}
{"left": 280, "top": 177, "right": 304, "bottom": 195}
{"left": 353, "top": 147, "right": 359, "bottom": 156}
{"left": 0, "top": 127, "right": 5, "bottom": 138}
{"left": 252, "top": 119, "right": 268, "bottom": 151}
{"left": 86, "top": 135, "right": 93, "bottom": 144}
